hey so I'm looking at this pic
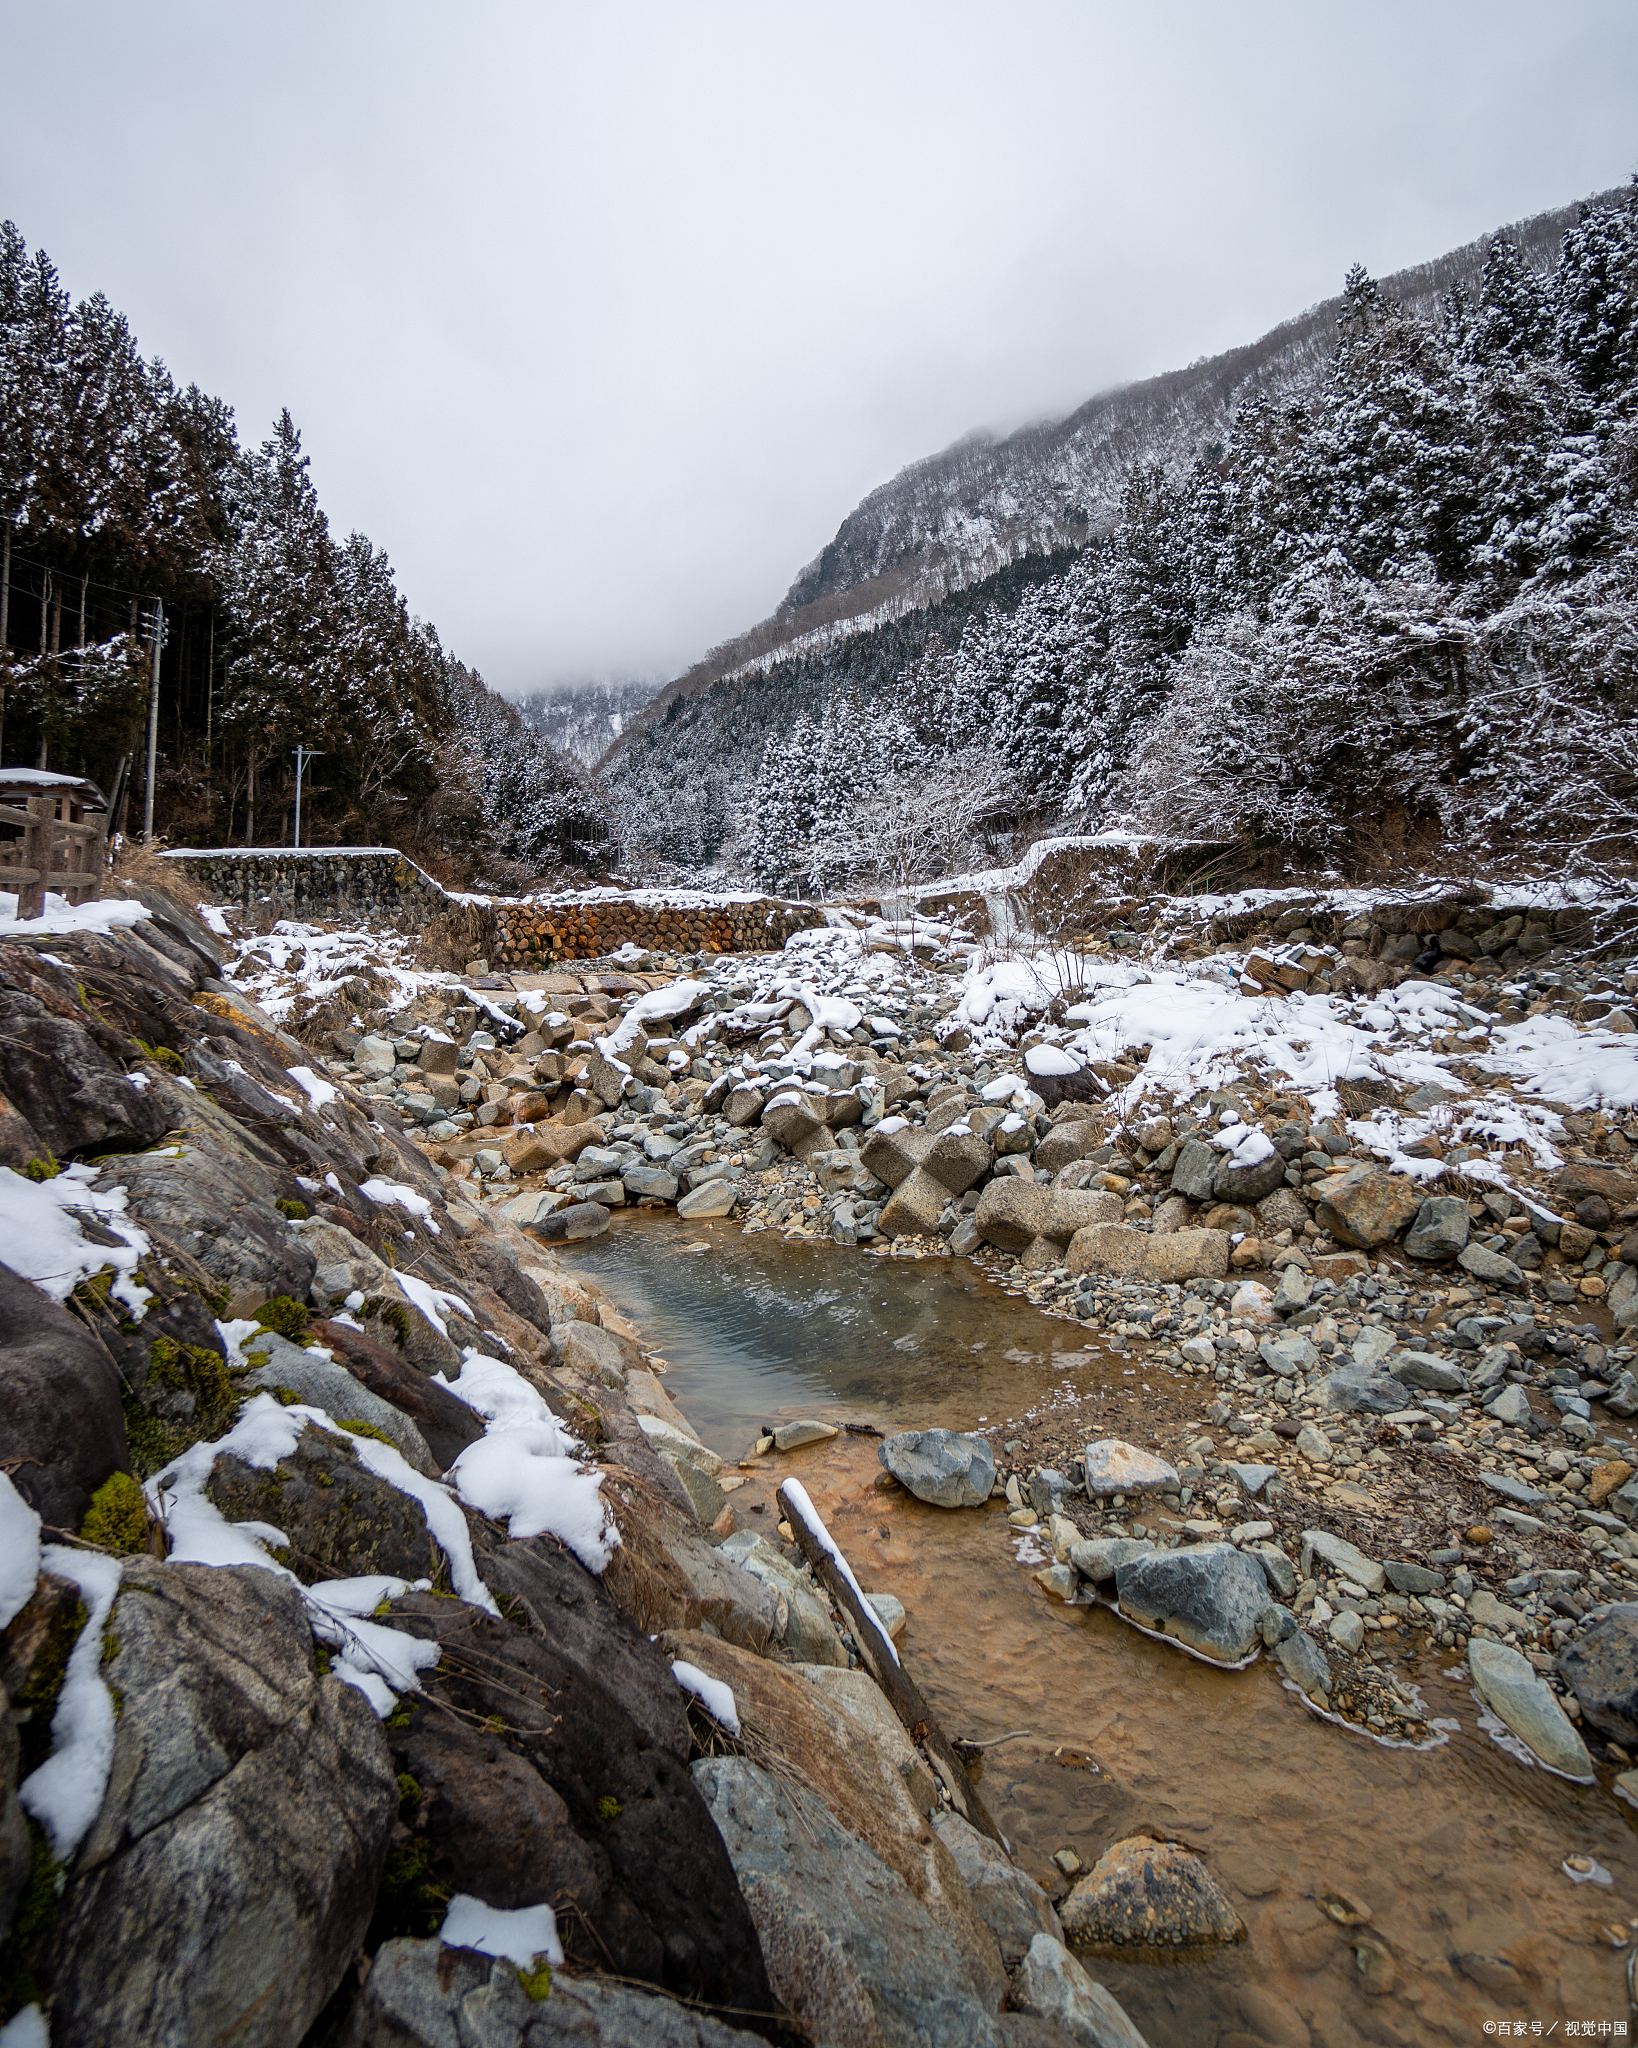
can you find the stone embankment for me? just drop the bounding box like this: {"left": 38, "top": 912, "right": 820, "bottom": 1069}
{"left": 161, "top": 846, "right": 451, "bottom": 925}
{"left": 0, "top": 876, "right": 1150, "bottom": 2045}
{"left": 484, "top": 893, "right": 825, "bottom": 967}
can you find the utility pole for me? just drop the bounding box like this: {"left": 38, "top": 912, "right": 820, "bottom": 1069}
{"left": 291, "top": 745, "right": 324, "bottom": 849}
{"left": 142, "top": 600, "right": 166, "bottom": 842}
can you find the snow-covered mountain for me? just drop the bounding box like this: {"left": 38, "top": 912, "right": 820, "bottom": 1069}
{"left": 514, "top": 678, "right": 664, "bottom": 766}
{"left": 618, "top": 186, "right": 1611, "bottom": 751}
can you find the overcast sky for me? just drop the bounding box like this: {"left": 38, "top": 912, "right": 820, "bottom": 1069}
{"left": 3, "top": 3, "right": 1635, "bottom": 695}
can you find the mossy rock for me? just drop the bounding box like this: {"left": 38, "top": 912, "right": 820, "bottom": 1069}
{"left": 252, "top": 1296, "right": 311, "bottom": 1342}
{"left": 79, "top": 1473, "right": 150, "bottom": 1556}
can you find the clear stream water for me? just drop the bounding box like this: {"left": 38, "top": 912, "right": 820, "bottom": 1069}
{"left": 563, "top": 1214, "right": 1637, "bottom": 2046}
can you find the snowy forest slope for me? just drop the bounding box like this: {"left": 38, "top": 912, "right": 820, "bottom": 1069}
{"left": 607, "top": 181, "right": 1638, "bottom": 894}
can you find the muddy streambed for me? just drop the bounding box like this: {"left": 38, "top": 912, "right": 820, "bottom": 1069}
{"left": 562, "top": 1216, "right": 1637, "bottom": 2045}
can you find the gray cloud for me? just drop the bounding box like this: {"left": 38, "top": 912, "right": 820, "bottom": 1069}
{"left": 3, "top": 0, "right": 1634, "bottom": 691}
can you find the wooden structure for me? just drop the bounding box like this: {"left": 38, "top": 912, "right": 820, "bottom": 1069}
{"left": 0, "top": 770, "right": 109, "bottom": 919}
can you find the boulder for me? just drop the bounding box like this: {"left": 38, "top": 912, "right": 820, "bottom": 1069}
{"left": 1041, "top": 1189, "right": 1122, "bottom": 1244}
{"left": 1274, "top": 1630, "right": 1332, "bottom": 1700}
{"left": 1256, "top": 1186, "right": 1311, "bottom": 1237}
{"left": 1212, "top": 1149, "right": 1286, "bottom": 1204}
{"left": 879, "top": 1429, "right": 996, "bottom": 1508}
{"left": 1405, "top": 1196, "right": 1470, "bottom": 1261}
{"left": 381, "top": 1595, "right": 776, "bottom": 2011}
{"left": 1313, "top": 1165, "right": 1421, "bottom": 1248}
{"left": 1114, "top": 1544, "right": 1269, "bottom": 1663}
{"left": 499, "top": 1115, "right": 607, "bottom": 1173}
{"left": 559, "top": 1320, "right": 634, "bottom": 1391}
{"left": 206, "top": 1422, "right": 443, "bottom": 1586}
{"left": 677, "top": 1180, "right": 738, "bottom": 1219}
{"left": 673, "top": 1635, "right": 1005, "bottom": 2011}
{"left": 973, "top": 1179, "right": 1052, "bottom": 1254}
{"left": 103, "top": 1143, "right": 318, "bottom": 1314}
{"left": 0, "top": 1262, "right": 131, "bottom": 1532}
{"left": 343, "top": 1941, "right": 772, "bottom": 2045}
{"left": 879, "top": 1166, "right": 950, "bottom": 1239}
{"left": 1065, "top": 1226, "right": 1229, "bottom": 1284}
{"left": 1319, "top": 1362, "right": 1405, "bottom": 1416}
{"left": 1034, "top": 1125, "right": 1100, "bottom": 1176}
{"left": 1390, "top": 1350, "right": 1466, "bottom": 1393}
{"left": 42, "top": 1561, "right": 395, "bottom": 2048}
{"left": 1300, "top": 1529, "right": 1385, "bottom": 1593}
{"left": 723, "top": 1084, "right": 766, "bottom": 1128}
{"left": 861, "top": 1123, "right": 933, "bottom": 1191}
{"left": 624, "top": 1163, "right": 680, "bottom": 1201}
{"left": 1258, "top": 1332, "right": 1317, "bottom": 1378}
{"left": 1059, "top": 1837, "right": 1244, "bottom": 1958}
{"left": 1067, "top": 1537, "right": 1155, "bottom": 1583}
{"left": 1557, "top": 1603, "right": 1638, "bottom": 1746}
{"left": 931, "top": 1810, "right": 1064, "bottom": 1963}
{"left": 1012, "top": 1933, "right": 1152, "bottom": 2048}
{"left": 693, "top": 1757, "right": 1005, "bottom": 2048}
{"left": 1459, "top": 1242, "right": 1524, "bottom": 1289}
{"left": 923, "top": 1128, "right": 993, "bottom": 1195}
{"left": 312, "top": 1319, "right": 485, "bottom": 1472}
{"left": 1168, "top": 1138, "right": 1219, "bottom": 1203}
{"left": 1483, "top": 1384, "right": 1532, "bottom": 1427}
{"left": 1082, "top": 1441, "right": 1178, "bottom": 1497}
{"left": 1469, "top": 1639, "right": 1593, "bottom": 1779}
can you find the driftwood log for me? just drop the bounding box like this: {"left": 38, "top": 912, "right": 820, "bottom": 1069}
{"left": 776, "top": 1478, "right": 1005, "bottom": 1846}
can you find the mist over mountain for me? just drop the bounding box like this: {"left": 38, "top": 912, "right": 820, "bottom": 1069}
{"left": 605, "top": 180, "right": 1638, "bottom": 889}
{"left": 514, "top": 678, "right": 664, "bottom": 768}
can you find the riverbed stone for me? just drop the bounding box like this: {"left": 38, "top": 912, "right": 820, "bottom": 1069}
{"left": 1114, "top": 1544, "right": 1270, "bottom": 1663}
{"left": 1320, "top": 1362, "right": 1405, "bottom": 1416}
{"left": 1301, "top": 1528, "right": 1385, "bottom": 1593}
{"left": 1065, "top": 1225, "right": 1229, "bottom": 1284}
{"left": 1390, "top": 1350, "right": 1467, "bottom": 1393}
{"left": 532, "top": 1198, "right": 612, "bottom": 1241}
{"left": 1313, "top": 1165, "right": 1421, "bottom": 1248}
{"left": 693, "top": 1757, "right": 1005, "bottom": 2048}
{"left": 1274, "top": 1629, "right": 1331, "bottom": 1699}
{"left": 1469, "top": 1639, "right": 1594, "bottom": 1779}
{"left": 773, "top": 1420, "right": 839, "bottom": 1451}
{"left": 1212, "top": 1148, "right": 1286, "bottom": 1205}
{"left": 1012, "top": 1933, "right": 1151, "bottom": 2048}
{"left": 1384, "top": 1560, "right": 1444, "bottom": 1595}
{"left": 1169, "top": 1138, "right": 1219, "bottom": 1203}
{"left": 1461, "top": 1242, "right": 1524, "bottom": 1288}
{"left": 678, "top": 1179, "right": 739, "bottom": 1219}
{"left": 879, "top": 1428, "right": 996, "bottom": 1508}
{"left": 1083, "top": 1440, "right": 1178, "bottom": 1497}
{"left": 1069, "top": 1538, "right": 1156, "bottom": 1583}
{"left": 1556, "top": 1603, "right": 1638, "bottom": 1745}
{"left": 1483, "top": 1384, "right": 1532, "bottom": 1427}
{"left": 1258, "top": 1332, "right": 1317, "bottom": 1378}
{"left": 1405, "top": 1195, "right": 1471, "bottom": 1261}
{"left": 1059, "top": 1837, "right": 1245, "bottom": 1957}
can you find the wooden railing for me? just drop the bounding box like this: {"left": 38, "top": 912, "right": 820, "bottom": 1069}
{"left": 0, "top": 791, "right": 107, "bottom": 918}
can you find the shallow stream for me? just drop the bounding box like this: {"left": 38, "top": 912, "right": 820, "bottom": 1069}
{"left": 564, "top": 1215, "right": 1638, "bottom": 2046}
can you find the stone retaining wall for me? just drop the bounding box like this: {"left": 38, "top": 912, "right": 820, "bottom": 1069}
{"left": 161, "top": 847, "right": 449, "bottom": 924}
{"left": 484, "top": 895, "right": 825, "bottom": 966}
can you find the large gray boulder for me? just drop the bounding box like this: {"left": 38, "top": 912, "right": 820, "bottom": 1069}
{"left": 1557, "top": 1603, "right": 1638, "bottom": 1746}
{"left": 1059, "top": 1837, "right": 1244, "bottom": 1958}
{"left": 923, "top": 1127, "right": 993, "bottom": 1195}
{"left": 1065, "top": 1226, "right": 1228, "bottom": 1283}
{"left": 861, "top": 1123, "right": 933, "bottom": 1191}
{"left": 1114, "top": 1545, "right": 1270, "bottom": 1663}
{"left": 1168, "top": 1138, "right": 1219, "bottom": 1202}
{"left": 693, "top": 1757, "right": 1005, "bottom": 2048}
{"left": 717, "top": 1531, "right": 848, "bottom": 1666}
{"left": 99, "top": 1142, "right": 318, "bottom": 1314}
{"left": 0, "top": 1262, "right": 131, "bottom": 1532}
{"left": 42, "top": 1561, "right": 395, "bottom": 2048}
{"left": 343, "top": 1940, "right": 772, "bottom": 2045}
{"left": 0, "top": 985, "right": 170, "bottom": 1167}
{"left": 879, "top": 1429, "right": 996, "bottom": 1508}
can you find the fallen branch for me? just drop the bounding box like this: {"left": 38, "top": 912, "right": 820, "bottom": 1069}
{"left": 776, "top": 1478, "right": 1005, "bottom": 1846}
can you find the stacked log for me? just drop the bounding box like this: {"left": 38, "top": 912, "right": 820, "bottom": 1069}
{"left": 484, "top": 896, "right": 824, "bottom": 966}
